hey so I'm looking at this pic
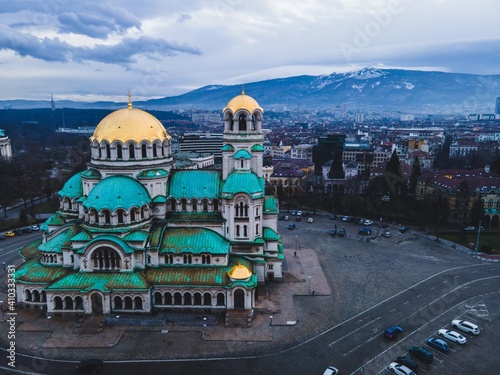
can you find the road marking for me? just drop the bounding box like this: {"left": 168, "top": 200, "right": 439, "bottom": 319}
{"left": 417, "top": 294, "right": 422, "bottom": 298}
{"left": 454, "top": 275, "right": 459, "bottom": 278}
{"left": 443, "top": 280, "right": 447, "bottom": 284}
{"left": 430, "top": 286, "right": 436, "bottom": 290}
{"left": 403, "top": 301, "right": 409, "bottom": 305}
{"left": 389, "top": 308, "right": 396, "bottom": 313}
{"left": 328, "top": 316, "right": 381, "bottom": 348}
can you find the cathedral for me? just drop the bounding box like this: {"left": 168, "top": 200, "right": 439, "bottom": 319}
{"left": 15, "top": 91, "right": 283, "bottom": 319}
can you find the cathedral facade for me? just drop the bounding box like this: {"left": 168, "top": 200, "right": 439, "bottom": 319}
{"left": 15, "top": 92, "right": 283, "bottom": 318}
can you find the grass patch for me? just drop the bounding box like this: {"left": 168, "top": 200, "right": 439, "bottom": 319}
{"left": 441, "top": 232, "right": 499, "bottom": 254}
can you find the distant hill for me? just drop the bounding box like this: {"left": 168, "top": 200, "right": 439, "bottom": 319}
{"left": 2, "top": 68, "right": 500, "bottom": 114}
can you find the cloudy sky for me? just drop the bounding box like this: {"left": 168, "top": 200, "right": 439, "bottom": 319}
{"left": 0, "top": 0, "right": 499, "bottom": 102}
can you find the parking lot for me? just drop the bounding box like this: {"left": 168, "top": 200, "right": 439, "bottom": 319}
{"left": 278, "top": 210, "right": 500, "bottom": 375}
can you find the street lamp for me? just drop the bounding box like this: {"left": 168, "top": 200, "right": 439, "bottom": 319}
{"left": 269, "top": 315, "right": 273, "bottom": 327}
{"left": 295, "top": 236, "right": 298, "bottom": 251}
{"left": 308, "top": 276, "right": 311, "bottom": 295}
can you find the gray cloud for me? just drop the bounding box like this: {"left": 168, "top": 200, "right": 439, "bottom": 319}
{"left": 0, "top": 26, "right": 201, "bottom": 64}
{"left": 58, "top": 3, "right": 142, "bottom": 39}
{"left": 177, "top": 14, "right": 192, "bottom": 24}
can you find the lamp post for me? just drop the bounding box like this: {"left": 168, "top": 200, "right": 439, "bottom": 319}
{"left": 295, "top": 236, "right": 298, "bottom": 251}
{"left": 308, "top": 276, "right": 311, "bottom": 295}
{"left": 474, "top": 220, "right": 481, "bottom": 258}
{"left": 269, "top": 315, "right": 273, "bottom": 338}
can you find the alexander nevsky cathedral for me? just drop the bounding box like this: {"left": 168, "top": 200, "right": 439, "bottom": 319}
{"left": 15, "top": 92, "right": 283, "bottom": 321}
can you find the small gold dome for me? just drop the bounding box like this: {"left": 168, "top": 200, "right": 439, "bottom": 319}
{"left": 90, "top": 104, "right": 171, "bottom": 144}
{"left": 228, "top": 263, "right": 252, "bottom": 280}
{"left": 223, "top": 90, "right": 263, "bottom": 114}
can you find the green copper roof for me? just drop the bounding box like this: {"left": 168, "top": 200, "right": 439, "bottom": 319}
{"left": 153, "top": 195, "right": 167, "bottom": 203}
{"left": 39, "top": 228, "right": 71, "bottom": 253}
{"left": 146, "top": 267, "right": 227, "bottom": 287}
{"left": 221, "top": 144, "right": 235, "bottom": 151}
{"left": 81, "top": 168, "right": 102, "bottom": 180}
{"left": 122, "top": 231, "right": 149, "bottom": 242}
{"left": 71, "top": 231, "right": 93, "bottom": 242}
{"left": 168, "top": 170, "right": 221, "bottom": 200}
{"left": 222, "top": 171, "right": 264, "bottom": 199}
{"left": 137, "top": 169, "right": 168, "bottom": 179}
{"left": 45, "top": 271, "right": 151, "bottom": 292}
{"left": 264, "top": 196, "right": 278, "bottom": 213}
{"left": 58, "top": 172, "right": 83, "bottom": 199}
{"left": 159, "top": 228, "right": 230, "bottom": 255}
{"left": 233, "top": 149, "right": 252, "bottom": 159}
{"left": 15, "top": 258, "right": 71, "bottom": 284}
{"left": 20, "top": 238, "right": 43, "bottom": 260}
{"left": 41, "top": 213, "right": 66, "bottom": 231}
{"left": 83, "top": 175, "right": 151, "bottom": 211}
{"left": 263, "top": 227, "right": 280, "bottom": 241}
{"left": 78, "top": 235, "right": 141, "bottom": 254}
{"left": 251, "top": 144, "right": 265, "bottom": 152}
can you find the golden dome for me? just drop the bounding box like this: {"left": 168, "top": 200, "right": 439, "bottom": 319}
{"left": 223, "top": 90, "right": 263, "bottom": 114}
{"left": 90, "top": 103, "right": 171, "bottom": 144}
{"left": 228, "top": 263, "right": 252, "bottom": 280}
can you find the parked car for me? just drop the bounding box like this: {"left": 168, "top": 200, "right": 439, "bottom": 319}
{"left": 22, "top": 227, "right": 33, "bottom": 234}
{"left": 284, "top": 215, "right": 290, "bottom": 221}
{"left": 395, "top": 356, "right": 419, "bottom": 373}
{"left": 13, "top": 228, "right": 23, "bottom": 236}
{"left": 76, "top": 359, "right": 104, "bottom": 373}
{"left": 322, "top": 366, "right": 338, "bottom": 375}
{"left": 290, "top": 210, "right": 296, "bottom": 215}
{"left": 358, "top": 227, "right": 372, "bottom": 235}
{"left": 29, "top": 225, "right": 40, "bottom": 231}
{"left": 278, "top": 214, "right": 285, "bottom": 220}
{"left": 329, "top": 214, "right": 337, "bottom": 220}
{"left": 438, "top": 329, "right": 466, "bottom": 344}
{"left": 363, "top": 219, "right": 373, "bottom": 225}
{"left": 398, "top": 225, "right": 408, "bottom": 233}
{"left": 0, "top": 234, "right": 5, "bottom": 240}
{"left": 388, "top": 362, "right": 416, "bottom": 375}
{"left": 287, "top": 223, "right": 296, "bottom": 230}
{"left": 297, "top": 210, "right": 302, "bottom": 216}
{"left": 384, "top": 325, "right": 404, "bottom": 340}
{"left": 338, "top": 229, "right": 346, "bottom": 237}
{"left": 307, "top": 218, "right": 314, "bottom": 223}
{"left": 464, "top": 226, "right": 475, "bottom": 231}
{"left": 4, "top": 231, "right": 15, "bottom": 237}
{"left": 452, "top": 319, "right": 480, "bottom": 335}
{"left": 329, "top": 229, "right": 336, "bottom": 236}
{"left": 408, "top": 346, "right": 433, "bottom": 364}
{"left": 383, "top": 231, "right": 391, "bottom": 238}
{"left": 426, "top": 337, "right": 449, "bottom": 353}
{"left": 295, "top": 216, "right": 302, "bottom": 222}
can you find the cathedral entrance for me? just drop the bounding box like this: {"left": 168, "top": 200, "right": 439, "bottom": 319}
{"left": 234, "top": 289, "right": 245, "bottom": 310}
{"left": 91, "top": 293, "right": 104, "bottom": 314}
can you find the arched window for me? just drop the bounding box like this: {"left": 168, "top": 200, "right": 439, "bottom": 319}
{"left": 236, "top": 225, "right": 240, "bottom": 237}
{"left": 202, "top": 199, "right": 208, "bottom": 212}
{"left": 174, "top": 292, "right": 182, "bottom": 305}
{"left": 154, "top": 292, "right": 162, "bottom": 305}
{"left": 104, "top": 210, "right": 111, "bottom": 225}
{"left": 142, "top": 144, "right": 147, "bottom": 159}
{"left": 170, "top": 199, "right": 176, "bottom": 211}
{"left": 106, "top": 144, "right": 111, "bottom": 159}
{"left": 134, "top": 296, "right": 143, "bottom": 310}
{"left": 191, "top": 199, "right": 198, "bottom": 212}
{"left": 216, "top": 293, "right": 225, "bottom": 306}
{"left": 114, "top": 296, "right": 123, "bottom": 309}
{"left": 184, "top": 293, "right": 192, "bottom": 305}
{"left": 124, "top": 296, "right": 133, "bottom": 309}
{"left": 75, "top": 296, "right": 83, "bottom": 310}
{"left": 256, "top": 207, "right": 259, "bottom": 216}
{"left": 130, "top": 210, "right": 136, "bottom": 222}
{"left": 194, "top": 292, "right": 202, "bottom": 306}
{"left": 41, "top": 291, "right": 47, "bottom": 302}
{"left": 25, "top": 289, "right": 32, "bottom": 301}
{"left": 181, "top": 199, "right": 187, "bottom": 211}
{"left": 117, "top": 144, "right": 123, "bottom": 159}
{"left": 239, "top": 114, "right": 247, "bottom": 131}
{"left": 64, "top": 296, "right": 73, "bottom": 310}
{"left": 91, "top": 247, "right": 121, "bottom": 270}
{"left": 33, "top": 290, "right": 40, "bottom": 302}
{"left": 203, "top": 292, "right": 212, "bottom": 306}
{"left": 129, "top": 144, "right": 135, "bottom": 159}
{"left": 183, "top": 254, "right": 192, "bottom": 264}
{"left": 165, "top": 254, "right": 174, "bottom": 264}
{"left": 117, "top": 209, "right": 125, "bottom": 224}
{"left": 153, "top": 144, "right": 157, "bottom": 158}
{"left": 256, "top": 223, "right": 259, "bottom": 236}
{"left": 243, "top": 225, "right": 248, "bottom": 237}
{"left": 213, "top": 200, "right": 219, "bottom": 211}
{"left": 54, "top": 296, "right": 63, "bottom": 310}
{"left": 164, "top": 292, "right": 172, "bottom": 305}
{"left": 202, "top": 254, "right": 211, "bottom": 264}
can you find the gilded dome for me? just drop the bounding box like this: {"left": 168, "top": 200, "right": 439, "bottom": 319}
{"left": 223, "top": 91, "right": 263, "bottom": 114}
{"left": 90, "top": 104, "right": 171, "bottom": 144}
{"left": 228, "top": 263, "right": 252, "bottom": 280}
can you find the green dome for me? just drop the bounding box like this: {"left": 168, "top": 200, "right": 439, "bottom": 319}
{"left": 81, "top": 168, "right": 102, "bottom": 180}
{"left": 58, "top": 172, "right": 83, "bottom": 199}
{"left": 83, "top": 175, "right": 151, "bottom": 211}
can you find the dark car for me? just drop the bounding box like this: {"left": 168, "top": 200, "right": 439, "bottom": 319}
{"left": 287, "top": 223, "right": 296, "bottom": 230}
{"left": 426, "top": 337, "right": 449, "bottom": 353}
{"left": 0, "top": 234, "right": 4, "bottom": 240}
{"left": 358, "top": 227, "right": 372, "bottom": 235}
{"left": 76, "top": 359, "right": 103, "bottom": 373}
{"left": 409, "top": 346, "right": 433, "bottom": 364}
{"left": 395, "top": 356, "right": 419, "bottom": 373}
{"left": 338, "top": 229, "right": 346, "bottom": 237}
{"left": 13, "top": 228, "right": 23, "bottom": 236}
{"left": 384, "top": 325, "right": 404, "bottom": 340}
{"left": 278, "top": 214, "right": 285, "bottom": 220}
{"left": 22, "top": 227, "right": 33, "bottom": 234}
{"left": 399, "top": 225, "right": 408, "bottom": 233}
{"left": 329, "top": 229, "right": 336, "bottom": 236}
{"left": 295, "top": 216, "right": 302, "bottom": 222}
{"left": 329, "top": 214, "right": 337, "bottom": 220}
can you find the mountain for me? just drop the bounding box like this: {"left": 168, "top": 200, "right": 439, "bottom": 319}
{"left": 2, "top": 68, "right": 500, "bottom": 114}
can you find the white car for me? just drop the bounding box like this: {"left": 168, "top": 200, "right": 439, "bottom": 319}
{"left": 297, "top": 210, "right": 303, "bottom": 216}
{"left": 363, "top": 220, "right": 373, "bottom": 225}
{"left": 29, "top": 225, "right": 40, "bottom": 231}
{"left": 323, "top": 366, "right": 339, "bottom": 375}
{"left": 452, "top": 319, "right": 480, "bottom": 335}
{"left": 388, "top": 362, "right": 416, "bottom": 375}
{"left": 307, "top": 217, "right": 314, "bottom": 223}
{"left": 438, "top": 329, "right": 467, "bottom": 344}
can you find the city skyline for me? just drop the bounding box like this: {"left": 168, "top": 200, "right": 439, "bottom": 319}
{"left": 0, "top": 0, "right": 499, "bottom": 102}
